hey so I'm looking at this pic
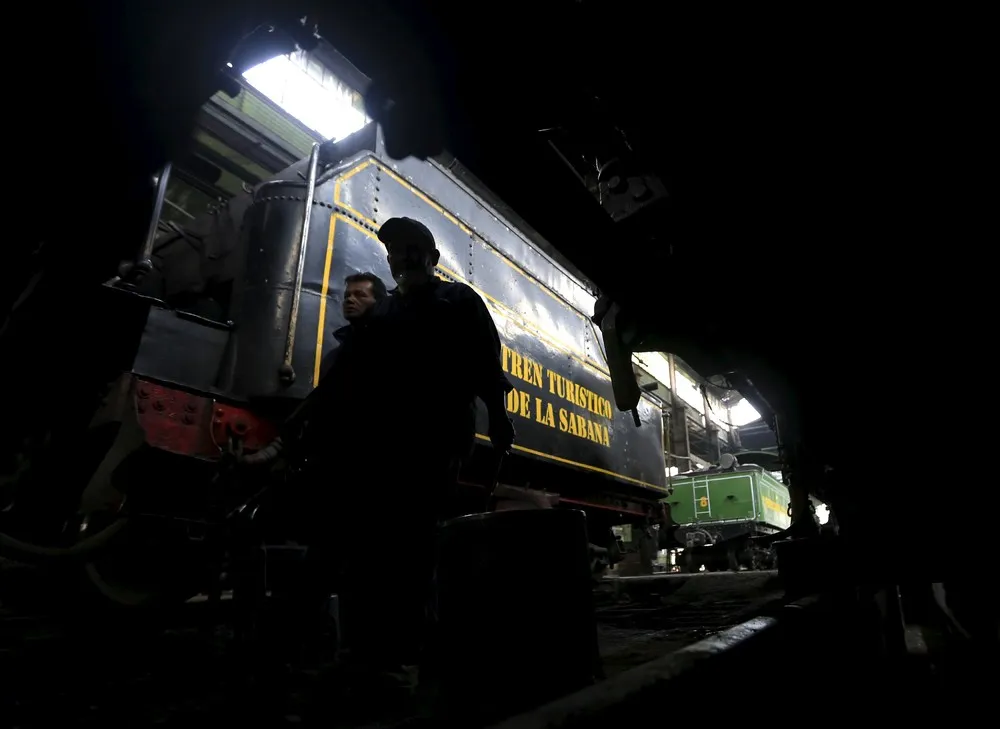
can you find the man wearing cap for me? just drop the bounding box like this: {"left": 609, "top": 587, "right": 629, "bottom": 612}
{"left": 262, "top": 217, "right": 515, "bottom": 705}
{"left": 289, "top": 217, "right": 514, "bottom": 470}
{"left": 309, "top": 216, "right": 514, "bottom": 698}
{"left": 373, "top": 215, "right": 515, "bottom": 460}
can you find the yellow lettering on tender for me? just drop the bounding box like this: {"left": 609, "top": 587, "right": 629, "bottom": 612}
{"left": 557, "top": 407, "right": 610, "bottom": 447}
{"left": 530, "top": 360, "right": 543, "bottom": 388}
{"left": 501, "top": 343, "right": 546, "bottom": 388}
{"left": 505, "top": 388, "right": 533, "bottom": 420}
{"left": 543, "top": 370, "right": 612, "bottom": 420}
{"left": 503, "top": 343, "right": 614, "bottom": 446}
{"left": 535, "top": 397, "right": 555, "bottom": 428}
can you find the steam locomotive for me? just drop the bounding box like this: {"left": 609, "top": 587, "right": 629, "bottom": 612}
{"left": 3, "top": 122, "right": 669, "bottom": 605}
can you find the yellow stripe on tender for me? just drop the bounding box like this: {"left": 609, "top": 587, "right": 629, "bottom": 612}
{"left": 473, "top": 434, "right": 666, "bottom": 492}
{"left": 313, "top": 214, "right": 338, "bottom": 386}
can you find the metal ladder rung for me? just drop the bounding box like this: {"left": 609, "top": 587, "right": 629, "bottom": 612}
{"left": 693, "top": 479, "right": 712, "bottom": 516}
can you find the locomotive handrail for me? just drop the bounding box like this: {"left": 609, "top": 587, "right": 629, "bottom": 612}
{"left": 279, "top": 141, "right": 322, "bottom": 385}
{"left": 138, "top": 163, "right": 172, "bottom": 268}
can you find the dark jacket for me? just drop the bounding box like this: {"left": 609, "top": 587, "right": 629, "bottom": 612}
{"left": 283, "top": 319, "right": 368, "bottom": 450}
{"left": 362, "top": 278, "right": 512, "bottom": 457}
{"left": 292, "top": 278, "right": 511, "bottom": 463}
{"left": 318, "top": 323, "right": 359, "bottom": 381}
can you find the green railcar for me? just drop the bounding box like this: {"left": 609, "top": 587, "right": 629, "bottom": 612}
{"left": 661, "top": 465, "right": 790, "bottom": 571}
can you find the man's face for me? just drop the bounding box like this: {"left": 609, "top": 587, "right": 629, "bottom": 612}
{"left": 342, "top": 281, "right": 377, "bottom": 321}
{"left": 386, "top": 239, "right": 434, "bottom": 284}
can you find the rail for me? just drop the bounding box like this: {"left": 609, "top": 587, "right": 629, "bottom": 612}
{"left": 486, "top": 595, "right": 824, "bottom": 728}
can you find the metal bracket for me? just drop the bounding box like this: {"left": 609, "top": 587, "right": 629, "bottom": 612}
{"left": 596, "top": 300, "right": 642, "bottom": 425}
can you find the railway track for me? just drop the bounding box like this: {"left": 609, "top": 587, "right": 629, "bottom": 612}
{"left": 594, "top": 571, "right": 787, "bottom": 677}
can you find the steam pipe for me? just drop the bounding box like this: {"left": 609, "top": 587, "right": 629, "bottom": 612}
{"left": 0, "top": 518, "right": 128, "bottom": 563}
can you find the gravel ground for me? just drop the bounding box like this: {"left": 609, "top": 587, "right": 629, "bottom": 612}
{"left": 1, "top": 561, "right": 786, "bottom": 727}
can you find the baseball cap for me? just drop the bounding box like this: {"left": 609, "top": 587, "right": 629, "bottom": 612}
{"left": 377, "top": 217, "right": 436, "bottom": 252}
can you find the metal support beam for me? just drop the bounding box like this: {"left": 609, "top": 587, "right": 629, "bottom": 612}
{"left": 702, "top": 387, "right": 720, "bottom": 462}
{"left": 727, "top": 406, "right": 742, "bottom": 449}
{"left": 170, "top": 166, "right": 231, "bottom": 206}
{"left": 189, "top": 140, "right": 263, "bottom": 186}
{"left": 310, "top": 38, "right": 372, "bottom": 98}
{"left": 196, "top": 95, "right": 305, "bottom": 173}
{"left": 775, "top": 412, "right": 817, "bottom": 533}
{"left": 666, "top": 354, "right": 692, "bottom": 473}
{"left": 667, "top": 407, "right": 691, "bottom": 473}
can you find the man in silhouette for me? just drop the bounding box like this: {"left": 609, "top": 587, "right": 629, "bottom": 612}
{"left": 373, "top": 216, "right": 515, "bottom": 462}
{"left": 334, "top": 216, "right": 514, "bottom": 682}
{"left": 268, "top": 218, "right": 515, "bottom": 707}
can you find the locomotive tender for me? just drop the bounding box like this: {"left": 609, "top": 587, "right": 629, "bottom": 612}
{"left": 75, "top": 122, "right": 668, "bottom": 603}
{"left": 664, "top": 463, "right": 790, "bottom": 571}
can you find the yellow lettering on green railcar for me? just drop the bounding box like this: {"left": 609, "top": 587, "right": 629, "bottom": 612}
{"left": 762, "top": 496, "right": 785, "bottom": 517}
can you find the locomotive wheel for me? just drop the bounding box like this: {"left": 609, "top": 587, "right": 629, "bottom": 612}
{"left": 727, "top": 547, "right": 740, "bottom": 572}
{"left": 0, "top": 414, "right": 128, "bottom": 559}
{"left": 79, "top": 507, "right": 207, "bottom": 608}
{"left": 682, "top": 551, "right": 700, "bottom": 573}
{"left": 76, "top": 425, "right": 209, "bottom": 608}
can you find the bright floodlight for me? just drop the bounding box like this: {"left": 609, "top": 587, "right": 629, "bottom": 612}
{"left": 243, "top": 54, "right": 368, "bottom": 142}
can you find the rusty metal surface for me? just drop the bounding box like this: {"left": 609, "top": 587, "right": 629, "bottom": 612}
{"left": 134, "top": 378, "right": 218, "bottom": 457}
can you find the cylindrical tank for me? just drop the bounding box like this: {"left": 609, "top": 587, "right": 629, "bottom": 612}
{"left": 231, "top": 182, "right": 346, "bottom": 401}
{"left": 230, "top": 184, "right": 307, "bottom": 399}
{"left": 430, "top": 509, "right": 599, "bottom": 723}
